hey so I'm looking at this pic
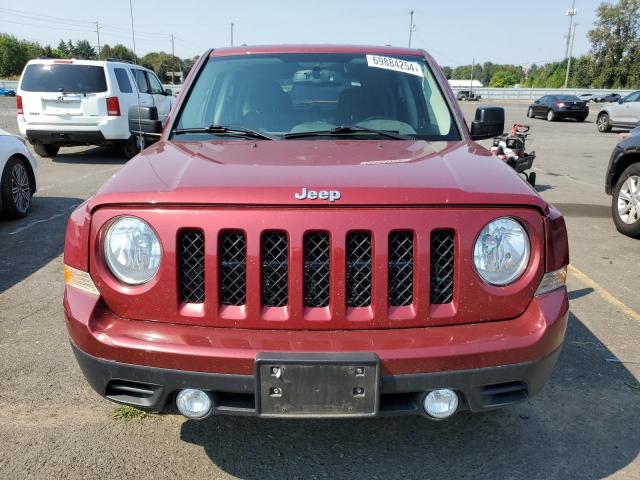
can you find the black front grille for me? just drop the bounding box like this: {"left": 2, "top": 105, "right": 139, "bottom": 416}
{"left": 303, "top": 232, "right": 330, "bottom": 307}
{"left": 219, "top": 231, "right": 246, "bottom": 305}
{"left": 430, "top": 230, "right": 455, "bottom": 304}
{"left": 179, "top": 229, "right": 205, "bottom": 304}
{"left": 388, "top": 231, "right": 414, "bottom": 306}
{"left": 346, "top": 232, "right": 372, "bottom": 307}
{"left": 261, "top": 232, "right": 288, "bottom": 307}
{"left": 177, "top": 227, "right": 457, "bottom": 313}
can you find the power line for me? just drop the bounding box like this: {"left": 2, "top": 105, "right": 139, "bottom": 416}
{"left": 0, "top": 18, "right": 94, "bottom": 33}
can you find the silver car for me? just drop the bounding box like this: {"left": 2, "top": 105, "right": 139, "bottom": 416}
{"left": 0, "top": 128, "right": 38, "bottom": 218}
{"left": 597, "top": 91, "right": 640, "bottom": 132}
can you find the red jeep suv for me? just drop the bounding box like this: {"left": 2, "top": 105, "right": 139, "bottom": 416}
{"left": 64, "top": 45, "right": 569, "bottom": 420}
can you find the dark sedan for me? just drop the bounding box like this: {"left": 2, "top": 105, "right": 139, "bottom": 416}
{"left": 527, "top": 95, "right": 589, "bottom": 122}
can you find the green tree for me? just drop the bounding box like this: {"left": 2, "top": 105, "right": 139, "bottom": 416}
{"left": 141, "top": 51, "right": 181, "bottom": 82}
{"left": 57, "top": 40, "right": 70, "bottom": 56}
{"left": 490, "top": 70, "right": 517, "bottom": 87}
{"left": 0, "top": 34, "right": 29, "bottom": 77}
{"left": 99, "top": 43, "right": 113, "bottom": 60}
{"left": 569, "top": 55, "right": 594, "bottom": 88}
{"left": 72, "top": 39, "right": 96, "bottom": 60}
{"left": 588, "top": 0, "right": 640, "bottom": 88}
{"left": 110, "top": 44, "right": 137, "bottom": 62}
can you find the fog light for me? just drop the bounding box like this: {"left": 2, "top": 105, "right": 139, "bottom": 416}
{"left": 423, "top": 389, "right": 459, "bottom": 419}
{"left": 176, "top": 389, "right": 212, "bottom": 419}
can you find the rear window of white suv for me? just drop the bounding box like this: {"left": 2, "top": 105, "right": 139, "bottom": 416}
{"left": 20, "top": 64, "right": 107, "bottom": 93}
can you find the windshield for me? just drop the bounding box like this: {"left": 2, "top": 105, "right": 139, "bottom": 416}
{"left": 173, "top": 53, "right": 460, "bottom": 141}
{"left": 20, "top": 64, "right": 107, "bottom": 93}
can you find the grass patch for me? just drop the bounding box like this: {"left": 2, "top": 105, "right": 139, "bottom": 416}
{"left": 112, "top": 405, "right": 156, "bottom": 423}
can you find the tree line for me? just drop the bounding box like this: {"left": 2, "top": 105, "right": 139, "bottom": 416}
{"left": 0, "top": 34, "right": 197, "bottom": 82}
{"left": 442, "top": 0, "right": 640, "bottom": 89}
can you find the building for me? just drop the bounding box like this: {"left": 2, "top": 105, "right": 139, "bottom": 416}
{"left": 448, "top": 79, "right": 483, "bottom": 89}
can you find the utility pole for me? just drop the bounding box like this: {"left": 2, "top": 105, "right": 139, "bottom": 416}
{"left": 171, "top": 34, "right": 176, "bottom": 85}
{"left": 408, "top": 11, "right": 414, "bottom": 48}
{"left": 95, "top": 21, "right": 101, "bottom": 59}
{"left": 230, "top": 23, "right": 234, "bottom": 47}
{"left": 564, "top": 23, "right": 578, "bottom": 88}
{"left": 564, "top": 0, "right": 577, "bottom": 60}
{"left": 470, "top": 58, "right": 475, "bottom": 95}
{"left": 129, "top": 0, "right": 137, "bottom": 61}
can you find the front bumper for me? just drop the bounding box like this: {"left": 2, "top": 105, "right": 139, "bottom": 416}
{"left": 65, "top": 286, "right": 568, "bottom": 417}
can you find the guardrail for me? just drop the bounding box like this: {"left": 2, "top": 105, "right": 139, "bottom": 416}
{"left": 0, "top": 80, "right": 18, "bottom": 90}
{"left": 0, "top": 78, "right": 634, "bottom": 102}
{"left": 450, "top": 87, "right": 635, "bottom": 101}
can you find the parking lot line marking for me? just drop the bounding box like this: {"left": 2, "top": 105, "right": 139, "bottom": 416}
{"left": 569, "top": 264, "right": 640, "bottom": 322}
{"left": 7, "top": 204, "right": 79, "bottom": 236}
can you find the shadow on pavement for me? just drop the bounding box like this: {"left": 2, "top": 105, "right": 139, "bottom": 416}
{"left": 535, "top": 183, "right": 554, "bottom": 193}
{"left": 569, "top": 288, "right": 594, "bottom": 301}
{"left": 50, "top": 145, "right": 129, "bottom": 165}
{"left": 180, "top": 312, "right": 640, "bottom": 479}
{"left": 552, "top": 203, "right": 611, "bottom": 219}
{"left": 0, "top": 196, "right": 82, "bottom": 293}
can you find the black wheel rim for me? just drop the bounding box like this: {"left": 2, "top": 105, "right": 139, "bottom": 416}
{"left": 11, "top": 163, "right": 30, "bottom": 213}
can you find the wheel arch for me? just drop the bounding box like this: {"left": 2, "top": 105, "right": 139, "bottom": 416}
{"left": 0, "top": 153, "right": 34, "bottom": 212}
{"left": 5, "top": 153, "right": 37, "bottom": 193}
{"left": 611, "top": 152, "right": 640, "bottom": 193}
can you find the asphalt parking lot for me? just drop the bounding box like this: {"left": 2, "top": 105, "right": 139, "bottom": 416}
{"left": 0, "top": 95, "right": 639, "bottom": 479}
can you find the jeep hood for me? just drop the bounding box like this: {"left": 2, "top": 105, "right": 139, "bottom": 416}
{"left": 89, "top": 139, "right": 547, "bottom": 211}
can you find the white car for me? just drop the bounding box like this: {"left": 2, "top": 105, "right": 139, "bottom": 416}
{"left": 0, "top": 129, "right": 38, "bottom": 218}
{"left": 596, "top": 90, "right": 640, "bottom": 133}
{"left": 16, "top": 59, "right": 174, "bottom": 159}
{"left": 577, "top": 93, "right": 595, "bottom": 102}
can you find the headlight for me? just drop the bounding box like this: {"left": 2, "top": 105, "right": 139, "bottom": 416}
{"left": 473, "top": 217, "right": 530, "bottom": 286}
{"left": 104, "top": 216, "right": 162, "bottom": 285}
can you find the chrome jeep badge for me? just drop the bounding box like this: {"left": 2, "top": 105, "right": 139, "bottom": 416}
{"left": 294, "top": 187, "right": 341, "bottom": 202}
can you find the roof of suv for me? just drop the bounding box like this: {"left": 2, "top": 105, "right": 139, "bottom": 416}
{"left": 209, "top": 44, "right": 426, "bottom": 57}
{"left": 25, "top": 58, "right": 150, "bottom": 70}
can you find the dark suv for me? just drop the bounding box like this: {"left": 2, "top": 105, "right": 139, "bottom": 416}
{"left": 605, "top": 127, "right": 640, "bottom": 238}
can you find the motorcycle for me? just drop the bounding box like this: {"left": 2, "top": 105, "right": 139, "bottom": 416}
{"left": 491, "top": 123, "right": 536, "bottom": 186}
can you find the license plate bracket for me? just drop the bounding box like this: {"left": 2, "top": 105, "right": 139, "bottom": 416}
{"left": 256, "top": 353, "right": 380, "bottom": 418}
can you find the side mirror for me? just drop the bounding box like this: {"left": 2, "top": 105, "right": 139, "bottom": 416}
{"left": 470, "top": 106, "right": 505, "bottom": 141}
{"left": 534, "top": 100, "right": 540, "bottom": 104}
{"left": 129, "top": 105, "right": 162, "bottom": 142}
{"left": 164, "top": 88, "right": 173, "bottom": 96}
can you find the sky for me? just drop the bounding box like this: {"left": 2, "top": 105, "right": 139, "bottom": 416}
{"left": 0, "top": 0, "right": 603, "bottom": 66}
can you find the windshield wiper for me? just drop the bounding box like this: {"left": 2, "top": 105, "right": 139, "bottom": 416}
{"left": 283, "top": 125, "right": 409, "bottom": 140}
{"left": 172, "top": 124, "right": 275, "bottom": 140}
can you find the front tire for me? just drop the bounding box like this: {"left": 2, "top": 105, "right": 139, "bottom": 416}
{"left": 1, "top": 157, "right": 33, "bottom": 219}
{"left": 33, "top": 144, "right": 59, "bottom": 157}
{"left": 612, "top": 164, "right": 640, "bottom": 238}
{"left": 527, "top": 107, "right": 534, "bottom": 118}
{"left": 577, "top": 115, "right": 587, "bottom": 122}
{"left": 597, "top": 113, "right": 612, "bottom": 132}
{"left": 546, "top": 109, "right": 556, "bottom": 122}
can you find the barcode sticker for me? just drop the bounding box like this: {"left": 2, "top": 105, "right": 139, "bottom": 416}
{"left": 366, "top": 54, "right": 423, "bottom": 77}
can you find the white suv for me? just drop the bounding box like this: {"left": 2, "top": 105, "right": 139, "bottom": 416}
{"left": 17, "top": 59, "right": 174, "bottom": 158}
{"left": 596, "top": 90, "right": 640, "bottom": 133}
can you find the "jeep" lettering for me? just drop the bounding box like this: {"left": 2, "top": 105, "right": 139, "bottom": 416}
{"left": 294, "top": 187, "right": 341, "bottom": 202}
